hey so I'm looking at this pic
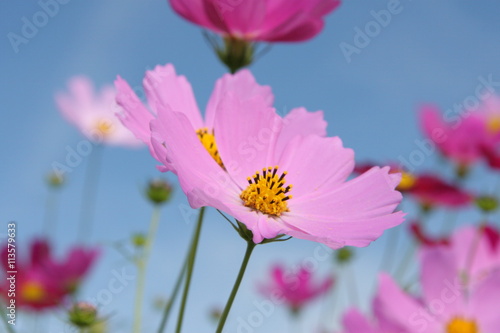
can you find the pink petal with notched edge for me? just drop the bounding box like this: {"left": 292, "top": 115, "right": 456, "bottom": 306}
{"left": 280, "top": 166, "right": 403, "bottom": 248}
{"left": 214, "top": 92, "right": 283, "bottom": 189}
{"left": 115, "top": 76, "right": 155, "bottom": 144}
{"left": 205, "top": 69, "right": 273, "bottom": 129}
{"left": 144, "top": 64, "right": 204, "bottom": 130}
{"left": 275, "top": 108, "right": 327, "bottom": 158}
{"left": 342, "top": 308, "right": 378, "bottom": 333}
{"left": 150, "top": 108, "right": 239, "bottom": 211}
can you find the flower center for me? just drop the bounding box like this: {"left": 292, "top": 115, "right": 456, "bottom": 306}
{"left": 397, "top": 171, "right": 416, "bottom": 191}
{"left": 487, "top": 116, "right": 500, "bottom": 134}
{"left": 95, "top": 118, "right": 114, "bottom": 136}
{"left": 196, "top": 128, "right": 224, "bottom": 167}
{"left": 240, "top": 166, "right": 292, "bottom": 217}
{"left": 21, "top": 281, "right": 46, "bottom": 303}
{"left": 446, "top": 317, "right": 479, "bottom": 333}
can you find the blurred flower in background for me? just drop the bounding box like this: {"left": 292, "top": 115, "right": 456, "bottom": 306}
{"left": 258, "top": 263, "right": 334, "bottom": 315}
{"left": 55, "top": 76, "right": 142, "bottom": 147}
{"left": 0, "top": 238, "right": 99, "bottom": 311}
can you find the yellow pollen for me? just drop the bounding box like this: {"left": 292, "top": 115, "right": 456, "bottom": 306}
{"left": 487, "top": 116, "right": 500, "bottom": 134}
{"left": 397, "top": 171, "right": 416, "bottom": 191}
{"left": 240, "top": 166, "right": 292, "bottom": 217}
{"left": 196, "top": 128, "right": 224, "bottom": 168}
{"left": 21, "top": 281, "right": 46, "bottom": 303}
{"left": 95, "top": 118, "right": 114, "bottom": 136}
{"left": 446, "top": 317, "right": 479, "bottom": 333}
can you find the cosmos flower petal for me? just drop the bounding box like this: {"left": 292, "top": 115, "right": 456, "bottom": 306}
{"left": 280, "top": 167, "right": 403, "bottom": 248}
{"left": 144, "top": 64, "right": 204, "bottom": 129}
{"left": 214, "top": 92, "right": 283, "bottom": 189}
{"left": 275, "top": 108, "right": 327, "bottom": 157}
{"left": 341, "top": 308, "right": 378, "bottom": 333}
{"left": 205, "top": 69, "right": 274, "bottom": 129}
{"left": 151, "top": 107, "right": 239, "bottom": 210}
{"left": 278, "top": 135, "right": 354, "bottom": 195}
{"left": 469, "top": 269, "right": 500, "bottom": 331}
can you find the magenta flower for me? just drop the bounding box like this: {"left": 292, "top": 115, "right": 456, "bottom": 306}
{"left": 258, "top": 264, "right": 333, "bottom": 313}
{"left": 0, "top": 239, "right": 99, "bottom": 311}
{"left": 115, "top": 63, "right": 327, "bottom": 172}
{"left": 168, "top": 0, "right": 341, "bottom": 43}
{"left": 147, "top": 74, "right": 403, "bottom": 247}
{"left": 420, "top": 99, "right": 500, "bottom": 168}
{"left": 374, "top": 245, "right": 500, "bottom": 333}
{"left": 56, "top": 76, "right": 142, "bottom": 147}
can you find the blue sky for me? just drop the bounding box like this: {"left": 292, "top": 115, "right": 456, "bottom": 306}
{"left": 1, "top": 0, "right": 500, "bottom": 332}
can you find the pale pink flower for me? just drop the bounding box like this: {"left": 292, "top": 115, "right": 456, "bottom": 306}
{"left": 56, "top": 76, "right": 142, "bottom": 147}
{"left": 168, "top": 0, "right": 341, "bottom": 42}
{"left": 115, "top": 63, "right": 327, "bottom": 172}
{"left": 258, "top": 264, "right": 333, "bottom": 313}
{"left": 340, "top": 307, "right": 408, "bottom": 333}
{"left": 148, "top": 74, "right": 403, "bottom": 247}
{"left": 375, "top": 245, "right": 500, "bottom": 333}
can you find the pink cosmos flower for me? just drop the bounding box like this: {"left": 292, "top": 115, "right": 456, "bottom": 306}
{"left": 147, "top": 75, "right": 403, "bottom": 247}
{"left": 420, "top": 98, "right": 500, "bottom": 168}
{"left": 340, "top": 307, "right": 408, "bottom": 333}
{"left": 375, "top": 245, "right": 500, "bottom": 333}
{"left": 0, "top": 239, "right": 99, "bottom": 311}
{"left": 258, "top": 264, "right": 333, "bottom": 313}
{"left": 168, "top": 0, "right": 341, "bottom": 42}
{"left": 115, "top": 63, "right": 327, "bottom": 172}
{"left": 56, "top": 76, "right": 142, "bottom": 147}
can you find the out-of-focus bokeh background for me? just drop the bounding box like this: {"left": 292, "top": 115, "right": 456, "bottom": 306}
{"left": 1, "top": 0, "right": 500, "bottom": 332}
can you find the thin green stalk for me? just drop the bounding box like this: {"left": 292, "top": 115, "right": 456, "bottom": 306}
{"left": 156, "top": 247, "right": 188, "bottom": 333}
{"left": 42, "top": 189, "right": 58, "bottom": 237}
{"left": 175, "top": 207, "right": 206, "bottom": 333}
{"left": 133, "top": 206, "right": 162, "bottom": 333}
{"left": 216, "top": 241, "right": 256, "bottom": 333}
{"left": 1, "top": 309, "right": 15, "bottom": 333}
{"left": 78, "top": 145, "right": 103, "bottom": 242}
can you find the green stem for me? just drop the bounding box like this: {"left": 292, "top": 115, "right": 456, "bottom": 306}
{"left": 78, "top": 144, "right": 103, "bottom": 243}
{"left": 216, "top": 241, "right": 256, "bottom": 333}
{"left": 175, "top": 207, "right": 205, "bottom": 333}
{"left": 133, "top": 206, "right": 162, "bottom": 333}
{"left": 156, "top": 246, "right": 188, "bottom": 333}
{"left": 42, "top": 188, "right": 58, "bottom": 238}
{"left": 1, "top": 308, "right": 15, "bottom": 333}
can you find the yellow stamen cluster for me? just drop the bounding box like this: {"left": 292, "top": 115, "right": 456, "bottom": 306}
{"left": 95, "top": 118, "right": 114, "bottom": 137}
{"left": 240, "top": 166, "right": 292, "bottom": 217}
{"left": 22, "top": 281, "right": 46, "bottom": 303}
{"left": 446, "top": 317, "right": 479, "bottom": 333}
{"left": 397, "top": 171, "right": 416, "bottom": 191}
{"left": 196, "top": 128, "right": 224, "bottom": 168}
{"left": 487, "top": 116, "right": 500, "bottom": 134}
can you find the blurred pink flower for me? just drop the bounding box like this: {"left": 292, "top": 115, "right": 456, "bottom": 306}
{"left": 148, "top": 76, "right": 403, "bottom": 247}
{"left": 168, "top": 0, "right": 341, "bottom": 42}
{"left": 419, "top": 98, "right": 500, "bottom": 168}
{"left": 258, "top": 264, "right": 333, "bottom": 313}
{"left": 55, "top": 76, "right": 142, "bottom": 147}
{"left": 115, "top": 63, "right": 327, "bottom": 172}
{"left": 409, "top": 222, "right": 450, "bottom": 247}
{"left": 0, "top": 238, "right": 99, "bottom": 311}
{"left": 375, "top": 241, "right": 500, "bottom": 333}
{"left": 340, "top": 307, "right": 407, "bottom": 333}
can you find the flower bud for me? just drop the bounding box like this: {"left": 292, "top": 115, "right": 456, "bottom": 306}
{"left": 475, "top": 195, "right": 498, "bottom": 213}
{"left": 132, "top": 233, "right": 147, "bottom": 248}
{"left": 146, "top": 179, "right": 172, "bottom": 205}
{"left": 336, "top": 247, "right": 354, "bottom": 264}
{"left": 46, "top": 171, "right": 65, "bottom": 188}
{"left": 68, "top": 302, "right": 98, "bottom": 328}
